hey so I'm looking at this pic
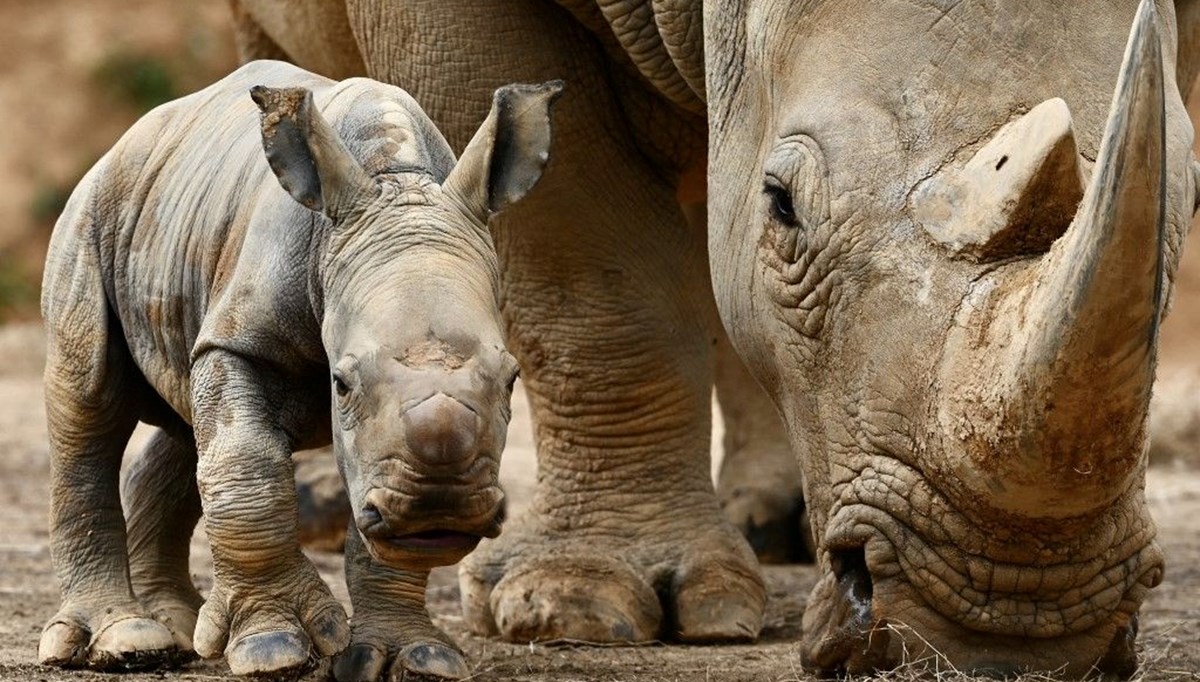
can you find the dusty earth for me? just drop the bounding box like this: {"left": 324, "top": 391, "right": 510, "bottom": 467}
{"left": 0, "top": 322, "right": 1197, "bottom": 682}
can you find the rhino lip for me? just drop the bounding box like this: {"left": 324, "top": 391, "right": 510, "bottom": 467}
{"left": 381, "top": 529, "right": 482, "bottom": 551}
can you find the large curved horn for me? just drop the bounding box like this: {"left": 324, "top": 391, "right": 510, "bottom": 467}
{"left": 938, "top": 0, "right": 1166, "bottom": 518}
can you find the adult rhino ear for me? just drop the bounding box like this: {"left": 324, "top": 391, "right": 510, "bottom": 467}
{"left": 250, "top": 85, "right": 377, "bottom": 220}
{"left": 444, "top": 81, "right": 564, "bottom": 221}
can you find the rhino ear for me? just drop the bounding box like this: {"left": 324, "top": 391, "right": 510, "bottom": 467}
{"left": 250, "top": 85, "right": 376, "bottom": 220}
{"left": 443, "top": 81, "right": 564, "bottom": 221}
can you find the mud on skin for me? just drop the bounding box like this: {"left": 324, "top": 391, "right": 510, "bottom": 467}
{"left": 38, "top": 58, "right": 561, "bottom": 679}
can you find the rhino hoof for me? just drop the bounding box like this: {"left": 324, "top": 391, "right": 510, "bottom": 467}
{"left": 39, "top": 615, "right": 182, "bottom": 672}
{"left": 394, "top": 642, "right": 469, "bottom": 680}
{"left": 483, "top": 554, "right": 662, "bottom": 644}
{"left": 333, "top": 641, "right": 467, "bottom": 682}
{"left": 226, "top": 630, "right": 315, "bottom": 680}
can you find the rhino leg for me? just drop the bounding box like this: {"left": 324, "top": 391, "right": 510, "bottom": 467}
{"left": 715, "top": 334, "right": 815, "bottom": 564}
{"left": 342, "top": 0, "right": 765, "bottom": 647}
{"left": 122, "top": 427, "right": 204, "bottom": 655}
{"left": 190, "top": 350, "right": 350, "bottom": 677}
{"left": 229, "top": 0, "right": 292, "bottom": 64}
{"left": 333, "top": 527, "right": 467, "bottom": 682}
{"left": 40, "top": 246, "right": 179, "bottom": 670}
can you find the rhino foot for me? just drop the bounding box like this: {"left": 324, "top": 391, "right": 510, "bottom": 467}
{"left": 459, "top": 512, "right": 766, "bottom": 644}
{"left": 39, "top": 608, "right": 183, "bottom": 671}
{"left": 193, "top": 561, "right": 349, "bottom": 678}
{"left": 334, "top": 640, "right": 467, "bottom": 682}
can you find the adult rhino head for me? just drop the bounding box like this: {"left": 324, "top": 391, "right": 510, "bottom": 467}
{"left": 706, "top": 0, "right": 1193, "bottom": 675}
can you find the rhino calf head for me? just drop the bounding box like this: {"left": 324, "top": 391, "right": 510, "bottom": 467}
{"left": 251, "top": 80, "right": 562, "bottom": 568}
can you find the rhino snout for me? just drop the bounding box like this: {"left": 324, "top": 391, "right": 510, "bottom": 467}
{"left": 354, "top": 484, "right": 502, "bottom": 567}
{"left": 402, "top": 393, "right": 480, "bottom": 467}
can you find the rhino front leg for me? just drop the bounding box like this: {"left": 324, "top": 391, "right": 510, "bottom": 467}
{"left": 40, "top": 273, "right": 179, "bottom": 670}
{"left": 714, "top": 335, "right": 815, "bottom": 564}
{"left": 333, "top": 528, "right": 466, "bottom": 682}
{"left": 344, "top": 0, "right": 764, "bottom": 647}
{"left": 122, "top": 427, "right": 204, "bottom": 653}
{"left": 191, "top": 350, "right": 349, "bottom": 677}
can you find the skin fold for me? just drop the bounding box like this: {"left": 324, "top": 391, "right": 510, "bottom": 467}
{"left": 39, "top": 59, "right": 560, "bottom": 680}
{"left": 229, "top": 0, "right": 1199, "bottom": 676}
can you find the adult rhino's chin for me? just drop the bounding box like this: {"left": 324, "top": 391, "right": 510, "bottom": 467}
{"left": 799, "top": 453, "right": 1164, "bottom": 678}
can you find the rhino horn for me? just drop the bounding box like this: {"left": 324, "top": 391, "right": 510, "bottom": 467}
{"left": 940, "top": 0, "right": 1166, "bottom": 518}
{"left": 912, "top": 98, "right": 1085, "bottom": 262}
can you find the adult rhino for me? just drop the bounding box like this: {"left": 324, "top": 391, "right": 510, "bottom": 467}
{"left": 231, "top": 0, "right": 1198, "bottom": 676}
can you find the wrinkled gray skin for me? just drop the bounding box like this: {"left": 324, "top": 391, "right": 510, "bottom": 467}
{"left": 231, "top": 0, "right": 1200, "bottom": 677}
{"left": 38, "top": 59, "right": 561, "bottom": 680}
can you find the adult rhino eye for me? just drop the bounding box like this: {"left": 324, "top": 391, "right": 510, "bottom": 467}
{"left": 765, "top": 183, "right": 798, "bottom": 228}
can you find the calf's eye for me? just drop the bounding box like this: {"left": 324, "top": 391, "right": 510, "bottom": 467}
{"left": 333, "top": 374, "right": 351, "bottom": 398}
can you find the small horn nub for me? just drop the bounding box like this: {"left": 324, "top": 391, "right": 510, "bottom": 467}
{"left": 912, "top": 98, "right": 1085, "bottom": 262}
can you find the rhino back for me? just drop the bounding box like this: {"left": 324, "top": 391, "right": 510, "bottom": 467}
{"left": 47, "top": 59, "right": 451, "bottom": 423}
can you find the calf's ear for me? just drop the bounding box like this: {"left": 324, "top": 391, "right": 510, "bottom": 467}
{"left": 250, "top": 85, "right": 377, "bottom": 220}
{"left": 444, "top": 81, "right": 564, "bottom": 221}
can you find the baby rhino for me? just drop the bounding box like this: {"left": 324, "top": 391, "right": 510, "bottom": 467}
{"left": 38, "top": 59, "right": 560, "bottom": 680}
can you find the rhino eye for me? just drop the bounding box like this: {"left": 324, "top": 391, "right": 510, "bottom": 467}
{"left": 333, "top": 373, "right": 351, "bottom": 398}
{"left": 765, "top": 183, "right": 798, "bottom": 228}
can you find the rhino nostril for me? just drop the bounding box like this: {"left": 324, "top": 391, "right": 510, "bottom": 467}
{"left": 358, "top": 502, "right": 383, "bottom": 530}
{"left": 403, "top": 393, "right": 480, "bottom": 465}
{"left": 831, "top": 546, "right": 873, "bottom": 621}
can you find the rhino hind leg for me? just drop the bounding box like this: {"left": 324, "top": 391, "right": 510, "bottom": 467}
{"left": 122, "top": 427, "right": 204, "bottom": 657}
{"left": 39, "top": 246, "right": 180, "bottom": 670}
{"left": 714, "top": 337, "right": 815, "bottom": 564}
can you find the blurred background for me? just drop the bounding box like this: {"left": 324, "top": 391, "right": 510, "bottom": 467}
{"left": 0, "top": 0, "right": 237, "bottom": 323}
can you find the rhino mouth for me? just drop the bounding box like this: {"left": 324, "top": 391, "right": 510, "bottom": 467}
{"left": 801, "top": 451, "right": 1164, "bottom": 677}
{"left": 382, "top": 529, "right": 482, "bottom": 552}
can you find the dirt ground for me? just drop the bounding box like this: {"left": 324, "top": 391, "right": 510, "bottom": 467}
{"left": 0, "top": 322, "right": 1196, "bottom": 682}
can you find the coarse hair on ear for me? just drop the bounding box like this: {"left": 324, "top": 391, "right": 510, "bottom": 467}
{"left": 250, "top": 85, "right": 377, "bottom": 220}
{"left": 443, "top": 80, "right": 565, "bottom": 222}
